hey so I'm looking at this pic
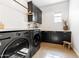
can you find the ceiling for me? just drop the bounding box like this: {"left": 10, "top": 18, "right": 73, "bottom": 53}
{"left": 31, "top": 0, "right": 67, "bottom": 7}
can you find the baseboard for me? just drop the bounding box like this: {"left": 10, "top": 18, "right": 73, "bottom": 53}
{"left": 73, "top": 48, "right": 79, "bottom": 57}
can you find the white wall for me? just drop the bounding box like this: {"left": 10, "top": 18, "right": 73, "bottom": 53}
{"left": 69, "top": 0, "right": 79, "bottom": 56}
{"left": 0, "top": 0, "right": 28, "bottom": 31}
{"left": 40, "top": 1, "right": 69, "bottom": 31}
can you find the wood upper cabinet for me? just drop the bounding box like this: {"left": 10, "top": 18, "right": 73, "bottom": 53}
{"left": 28, "top": 1, "right": 42, "bottom": 24}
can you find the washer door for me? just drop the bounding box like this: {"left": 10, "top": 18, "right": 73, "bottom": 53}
{"left": 33, "top": 34, "right": 40, "bottom": 47}
{"left": 1, "top": 38, "right": 30, "bottom": 58}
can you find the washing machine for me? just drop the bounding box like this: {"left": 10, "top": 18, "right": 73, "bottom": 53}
{"left": 0, "top": 30, "right": 31, "bottom": 58}
{"left": 0, "top": 30, "right": 41, "bottom": 58}
{"left": 29, "top": 29, "right": 41, "bottom": 57}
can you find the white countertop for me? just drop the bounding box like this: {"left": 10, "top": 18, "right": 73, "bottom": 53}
{"left": 0, "top": 28, "right": 41, "bottom": 32}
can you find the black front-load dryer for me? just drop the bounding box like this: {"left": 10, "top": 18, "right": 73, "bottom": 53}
{"left": 0, "top": 31, "right": 31, "bottom": 58}
{"left": 29, "top": 29, "right": 41, "bottom": 57}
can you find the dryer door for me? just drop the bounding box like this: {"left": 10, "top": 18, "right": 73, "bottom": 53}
{"left": 33, "top": 34, "right": 40, "bottom": 47}
{"left": 1, "top": 38, "right": 30, "bottom": 58}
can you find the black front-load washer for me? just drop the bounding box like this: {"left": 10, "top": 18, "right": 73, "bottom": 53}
{"left": 0, "top": 30, "right": 41, "bottom": 58}
{"left": 0, "top": 31, "right": 31, "bottom": 58}
{"left": 29, "top": 29, "right": 41, "bottom": 57}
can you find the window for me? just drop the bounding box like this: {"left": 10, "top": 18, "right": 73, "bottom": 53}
{"left": 54, "top": 13, "right": 62, "bottom": 23}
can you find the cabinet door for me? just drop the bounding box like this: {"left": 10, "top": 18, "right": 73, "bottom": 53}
{"left": 28, "top": 1, "right": 33, "bottom": 22}
{"left": 49, "top": 32, "right": 62, "bottom": 44}
{"left": 63, "top": 32, "right": 71, "bottom": 42}
{"left": 28, "top": 15, "right": 32, "bottom": 22}
{"left": 41, "top": 31, "right": 49, "bottom": 42}
{"left": 37, "top": 7, "right": 42, "bottom": 24}
{"left": 28, "top": 1, "right": 33, "bottom": 12}
{"left": 39, "top": 10, "right": 42, "bottom": 24}
{"left": 33, "top": 5, "right": 37, "bottom": 22}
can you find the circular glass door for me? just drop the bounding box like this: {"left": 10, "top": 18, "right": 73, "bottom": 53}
{"left": 2, "top": 38, "right": 29, "bottom": 58}
{"left": 33, "top": 34, "right": 40, "bottom": 47}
